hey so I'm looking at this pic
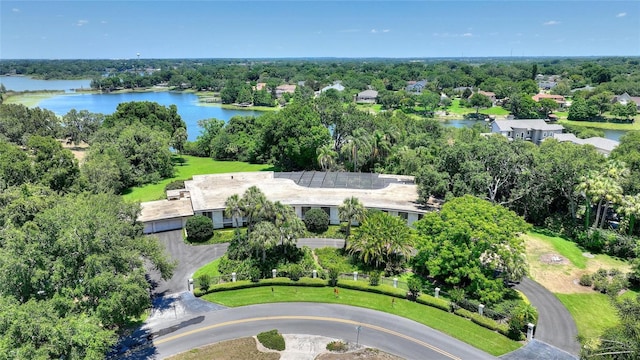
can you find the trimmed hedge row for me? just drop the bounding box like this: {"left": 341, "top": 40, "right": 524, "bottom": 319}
{"left": 196, "top": 278, "right": 512, "bottom": 339}
{"left": 336, "top": 279, "right": 408, "bottom": 298}
{"left": 454, "top": 308, "right": 509, "bottom": 336}
{"left": 194, "top": 277, "right": 327, "bottom": 296}
{"left": 416, "top": 294, "right": 450, "bottom": 312}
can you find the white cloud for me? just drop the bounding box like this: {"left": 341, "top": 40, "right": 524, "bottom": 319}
{"left": 543, "top": 20, "right": 560, "bottom": 26}
{"left": 616, "top": 12, "right": 627, "bottom": 17}
{"left": 76, "top": 19, "right": 89, "bottom": 27}
{"left": 101, "top": 20, "right": 108, "bottom": 24}
{"left": 371, "top": 29, "right": 378, "bottom": 33}
{"left": 12, "top": 8, "right": 20, "bottom": 12}
{"left": 462, "top": 33, "right": 473, "bottom": 37}
{"left": 382, "top": 29, "right": 390, "bottom": 33}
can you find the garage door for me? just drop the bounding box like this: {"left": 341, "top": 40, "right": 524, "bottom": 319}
{"left": 146, "top": 218, "right": 183, "bottom": 233}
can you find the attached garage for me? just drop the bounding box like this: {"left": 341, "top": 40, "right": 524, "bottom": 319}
{"left": 144, "top": 218, "right": 185, "bottom": 234}
{"left": 139, "top": 198, "right": 194, "bottom": 234}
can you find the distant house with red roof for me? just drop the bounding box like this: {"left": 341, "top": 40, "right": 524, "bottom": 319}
{"left": 532, "top": 93, "right": 567, "bottom": 107}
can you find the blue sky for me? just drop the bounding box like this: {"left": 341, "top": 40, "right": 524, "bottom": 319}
{"left": 1, "top": 1, "right": 639, "bottom": 59}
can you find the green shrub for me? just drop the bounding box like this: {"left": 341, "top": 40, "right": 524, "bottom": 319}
{"left": 194, "top": 277, "right": 327, "bottom": 297}
{"left": 337, "top": 280, "right": 406, "bottom": 298}
{"left": 448, "top": 288, "right": 466, "bottom": 304}
{"left": 165, "top": 179, "right": 185, "bottom": 191}
{"left": 197, "top": 274, "right": 212, "bottom": 291}
{"left": 369, "top": 271, "right": 381, "bottom": 286}
{"left": 185, "top": 215, "right": 213, "bottom": 243}
{"left": 326, "top": 340, "right": 348, "bottom": 352}
{"left": 315, "top": 248, "right": 355, "bottom": 273}
{"left": 407, "top": 277, "right": 422, "bottom": 300}
{"left": 304, "top": 208, "right": 330, "bottom": 233}
{"left": 287, "top": 264, "right": 304, "bottom": 281}
{"left": 416, "top": 294, "right": 450, "bottom": 312}
{"left": 249, "top": 267, "right": 261, "bottom": 282}
{"left": 257, "top": 329, "right": 285, "bottom": 351}
{"left": 579, "top": 274, "right": 593, "bottom": 287}
{"left": 454, "top": 308, "right": 508, "bottom": 334}
{"left": 328, "top": 266, "right": 340, "bottom": 286}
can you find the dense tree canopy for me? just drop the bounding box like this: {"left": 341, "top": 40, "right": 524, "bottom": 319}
{"left": 0, "top": 193, "right": 175, "bottom": 359}
{"left": 412, "top": 195, "right": 530, "bottom": 304}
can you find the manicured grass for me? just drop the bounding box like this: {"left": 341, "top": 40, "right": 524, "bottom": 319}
{"left": 560, "top": 119, "right": 640, "bottom": 131}
{"left": 121, "top": 155, "right": 273, "bottom": 202}
{"left": 190, "top": 228, "right": 246, "bottom": 246}
{"left": 306, "top": 225, "right": 345, "bottom": 239}
{"left": 193, "top": 258, "right": 221, "bottom": 280}
{"left": 443, "top": 98, "right": 508, "bottom": 116}
{"left": 527, "top": 231, "right": 588, "bottom": 269}
{"left": 202, "top": 286, "right": 521, "bottom": 356}
{"left": 556, "top": 293, "right": 619, "bottom": 340}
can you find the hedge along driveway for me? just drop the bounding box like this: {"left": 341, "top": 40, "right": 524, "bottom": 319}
{"left": 200, "top": 280, "right": 521, "bottom": 356}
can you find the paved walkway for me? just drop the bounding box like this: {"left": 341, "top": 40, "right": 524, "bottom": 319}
{"left": 515, "top": 278, "right": 580, "bottom": 356}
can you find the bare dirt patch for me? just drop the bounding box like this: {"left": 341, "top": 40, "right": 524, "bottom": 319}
{"left": 316, "top": 348, "right": 404, "bottom": 360}
{"left": 166, "top": 337, "right": 279, "bottom": 360}
{"left": 61, "top": 141, "right": 89, "bottom": 162}
{"left": 165, "top": 336, "right": 404, "bottom": 360}
{"left": 525, "top": 234, "right": 631, "bottom": 294}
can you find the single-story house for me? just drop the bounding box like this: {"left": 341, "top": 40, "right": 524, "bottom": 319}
{"left": 320, "top": 82, "right": 345, "bottom": 93}
{"left": 477, "top": 90, "right": 497, "bottom": 104}
{"left": 275, "top": 84, "right": 297, "bottom": 97}
{"left": 355, "top": 89, "right": 378, "bottom": 103}
{"left": 491, "top": 119, "right": 564, "bottom": 144}
{"left": 139, "top": 172, "right": 428, "bottom": 234}
{"left": 538, "top": 81, "right": 557, "bottom": 90}
{"left": 552, "top": 133, "right": 619, "bottom": 156}
{"left": 612, "top": 93, "right": 640, "bottom": 111}
{"left": 532, "top": 93, "right": 567, "bottom": 107}
{"left": 406, "top": 80, "right": 428, "bottom": 94}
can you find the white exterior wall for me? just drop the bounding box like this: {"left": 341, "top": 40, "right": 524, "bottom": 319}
{"left": 407, "top": 213, "right": 420, "bottom": 226}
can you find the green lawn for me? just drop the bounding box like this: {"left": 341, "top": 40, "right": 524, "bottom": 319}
{"left": 444, "top": 98, "right": 508, "bottom": 116}
{"left": 560, "top": 119, "right": 640, "bottom": 131}
{"left": 193, "top": 258, "right": 221, "bottom": 279}
{"left": 202, "top": 286, "right": 521, "bottom": 356}
{"left": 556, "top": 293, "right": 619, "bottom": 340}
{"left": 528, "top": 231, "right": 588, "bottom": 269}
{"left": 121, "top": 155, "right": 273, "bottom": 202}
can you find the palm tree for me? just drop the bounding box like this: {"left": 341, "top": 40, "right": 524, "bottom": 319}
{"left": 272, "top": 201, "right": 305, "bottom": 253}
{"left": 577, "top": 161, "right": 628, "bottom": 229}
{"left": 250, "top": 221, "right": 278, "bottom": 262}
{"left": 316, "top": 144, "right": 337, "bottom": 171}
{"left": 338, "top": 196, "right": 366, "bottom": 249}
{"left": 224, "top": 194, "right": 244, "bottom": 228}
{"left": 618, "top": 194, "right": 640, "bottom": 235}
{"left": 370, "top": 130, "right": 392, "bottom": 166}
{"left": 347, "top": 211, "right": 414, "bottom": 270}
{"left": 241, "top": 186, "right": 270, "bottom": 238}
{"left": 343, "top": 128, "right": 371, "bottom": 172}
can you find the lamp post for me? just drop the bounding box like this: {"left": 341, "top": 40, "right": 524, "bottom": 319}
{"left": 355, "top": 325, "right": 362, "bottom": 346}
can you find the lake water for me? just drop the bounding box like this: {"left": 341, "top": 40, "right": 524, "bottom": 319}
{"left": 5, "top": 76, "right": 627, "bottom": 142}
{"left": 38, "top": 92, "right": 264, "bottom": 141}
{"left": 0, "top": 76, "right": 92, "bottom": 92}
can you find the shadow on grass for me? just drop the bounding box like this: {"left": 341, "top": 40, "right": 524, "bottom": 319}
{"left": 171, "top": 155, "right": 188, "bottom": 166}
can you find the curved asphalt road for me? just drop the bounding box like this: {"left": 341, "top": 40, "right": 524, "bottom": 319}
{"left": 515, "top": 278, "right": 580, "bottom": 355}
{"left": 146, "top": 303, "right": 496, "bottom": 360}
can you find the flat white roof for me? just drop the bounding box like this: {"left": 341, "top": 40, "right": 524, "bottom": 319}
{"left": 186, "top": 172, "right": 426, "bottom": 213}
{"left": 139, "top": 198, "right": 194, "bottom": 222}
